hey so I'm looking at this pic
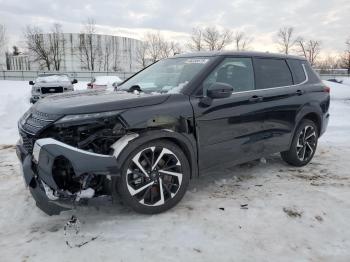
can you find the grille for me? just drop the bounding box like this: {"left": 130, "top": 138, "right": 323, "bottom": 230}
{"left": 19, "top": 109, "right": 63, "bottom": 153}
{"left": 19, "top": 130, "right": 34, "bottom": 153}
{"left": 41, "top": 86, "right": 63, "bottom": 94}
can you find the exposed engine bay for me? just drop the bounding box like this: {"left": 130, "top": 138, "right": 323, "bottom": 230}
{"left": 37, "top": 117, "right": 128, "bottom": 202}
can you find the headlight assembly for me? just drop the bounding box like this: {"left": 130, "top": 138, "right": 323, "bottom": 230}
{"left": 55, "top": 110, "right": 121, "bottom": 124}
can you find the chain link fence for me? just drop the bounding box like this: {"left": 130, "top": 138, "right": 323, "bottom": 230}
{"left": 0, "top": 70, "right": 136, "bottom": 81}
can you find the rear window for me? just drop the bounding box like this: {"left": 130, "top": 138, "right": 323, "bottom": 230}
{"left": 287, "top": 59, "right": 306, "bottom": 84}
{"left": 254, "top": 58, "right": 293, "bottom": 89}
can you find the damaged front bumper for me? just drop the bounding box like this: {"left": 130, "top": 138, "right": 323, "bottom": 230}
{"left": 16, "top": 138, "right": 121, "bottom": 215}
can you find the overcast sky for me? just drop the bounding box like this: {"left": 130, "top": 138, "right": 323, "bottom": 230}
{"left": 0, "top": 0, "right": 349, "bottom": 55}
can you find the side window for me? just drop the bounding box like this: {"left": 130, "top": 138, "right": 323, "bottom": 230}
{"left": 254, "top": 58, "right": 293, "bottom": 89}
{"left": 202, "top": 57, "right": 255, "bottom": 95}
{"left": 287, "top": 59, "right": 306, "bottom": 84}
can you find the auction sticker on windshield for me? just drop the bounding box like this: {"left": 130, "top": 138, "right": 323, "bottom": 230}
{"left": 185, "top": 59, "right": 210, "bottom": 64}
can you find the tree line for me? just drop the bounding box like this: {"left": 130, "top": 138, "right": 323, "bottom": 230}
{"left": 0, "top": 21, "right": 349, "bottom": 73}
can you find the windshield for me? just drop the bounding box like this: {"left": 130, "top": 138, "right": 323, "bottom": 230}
{"left": 119, "top": 57, "right": 212, "bottom": 93}
{"left": 36, "top": 75, "right": 70, "bottom": 83}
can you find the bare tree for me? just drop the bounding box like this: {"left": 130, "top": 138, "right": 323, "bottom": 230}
{"left": 277, "top": 27, "right": 295, "bottom": 54}
{"left": 143, "top": 32, "right": 175, "bottom": 62}
{"left": 187, "top": 27, "right": 204, "bottom": 51}
{"left": 49, "top": 23, "right": 65, "bottom": 71}
{"left": 170, "top": 41, "right": 182, "bottom": 55}
{"left": 12, "top": 46, "right": 20, "bottom": 55}
{"left": 296, "top": 37, "right": 321, "bottom": 66}
{"left": 79, "top": 18, "right": 102, "bottom": 71}
{"left": 316, "top": 55, "right": 341, "bottom": 71}
{"left": 340, "top": 39, "right": 350, "bottom": 74}
{"left": 135, "top": 42, "right": 149, "bottom": 68}
{"left": 233, "top": 31, "right": 252, "bottom": 51}
{"left": 203, "top": 27, "right": 233, "bottom": 51}
{"left": 144, "top": 32, "right": 163, "bottom": 62}
{"left": 24, "top": 25, "right": 52, "bottom": 70}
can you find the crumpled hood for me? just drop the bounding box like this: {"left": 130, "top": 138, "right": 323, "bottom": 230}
{"left": 34, "top": 89, "right": 170, "bottom": 115}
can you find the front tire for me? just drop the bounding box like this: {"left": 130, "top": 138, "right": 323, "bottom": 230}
{"left": 114, "top": 140, "right": 190, "bottom": 214}
{"left": 281, "top": 119, "right": 319, "bottom": 167}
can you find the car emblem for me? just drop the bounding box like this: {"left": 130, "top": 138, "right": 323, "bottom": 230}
{"left": 49, "top": 88, "right": 55, "bottom": 92}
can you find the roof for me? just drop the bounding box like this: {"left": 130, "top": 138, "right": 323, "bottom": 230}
{"left": 174, "top": 51, "right": 306, "bottom": 60}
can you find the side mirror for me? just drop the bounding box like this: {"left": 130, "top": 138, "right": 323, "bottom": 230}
{"left": 207, "top": 82, "right": 233, "bottom": 99}
{"left": 29, "top": 80, "right": 34, "bottom": 85}
{"left": 87, "top": 83, "right": 92, "bottom": 88}
{"left": 72, "top": 79, "right": 78, "bottom": 84}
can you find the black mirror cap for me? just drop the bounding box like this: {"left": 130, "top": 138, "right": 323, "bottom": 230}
{"left": 72, "top": 79, "right": 78, "bottom": 84}
{"left": 207, "top": 82, "right": 233, "bottom": 99}
{"left": 29, "top": 80, "right": 34, "bottom": 85}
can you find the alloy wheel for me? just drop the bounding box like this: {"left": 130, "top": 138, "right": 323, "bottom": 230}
{"left": 126, "top": 146, "right": 183, "bottom": 206}
{"left": 296, "top": 125, "right": 317, "bottom": 162}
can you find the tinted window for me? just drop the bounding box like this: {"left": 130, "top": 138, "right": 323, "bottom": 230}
{"left": 287, "top": 59, "right": 306, "bottom": 84}
{"left": 202, "top": 57, "right": 255, "bottom": 95}
{"left": 254, "top": 58, "right": 293, "bottom": 89}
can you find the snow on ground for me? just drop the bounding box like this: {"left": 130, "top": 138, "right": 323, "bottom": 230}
{"left": 0, "top": 80, "right": 350, "bottom": 261}
{"left": 0, "top": 80, "right": 88, "bottom": 144}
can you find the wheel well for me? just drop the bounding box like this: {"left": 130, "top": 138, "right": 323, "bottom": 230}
{"left": 302, "top": 113, "right": 321, "bottom": 135}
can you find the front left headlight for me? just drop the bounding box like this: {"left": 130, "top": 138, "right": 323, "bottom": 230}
{"left": 55, "top": 110, "right": 121, "bottom": 124}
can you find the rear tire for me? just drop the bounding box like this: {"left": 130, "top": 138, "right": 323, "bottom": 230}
{"left": 114, "top": 140, "right": 190, "bottom": 214}
{"left": 281, "top": 119, "right": 318, "bottom": 167}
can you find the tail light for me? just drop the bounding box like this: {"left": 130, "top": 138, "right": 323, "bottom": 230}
{"left": 323, "top": 86, "right": 330, "bottom": 93}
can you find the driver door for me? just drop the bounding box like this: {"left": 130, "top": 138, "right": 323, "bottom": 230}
{"left": 190, "top": 57, "right": 267, "bottom": 170}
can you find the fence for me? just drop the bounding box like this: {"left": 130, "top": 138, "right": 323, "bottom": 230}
{"left": 1, "top": 70, "right": 349, "bottom": 82}
{"left": 314, "top": 69, "right": 350, "bottom": 80}
{"left": 0, "top": 70, "right": 136, "bottom": 81}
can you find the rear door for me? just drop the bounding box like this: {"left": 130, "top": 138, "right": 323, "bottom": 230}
{"left": 252, "top": 58, "right": 307, "bottom": 154}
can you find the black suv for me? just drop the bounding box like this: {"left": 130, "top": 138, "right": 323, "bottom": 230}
{"left": 17, "top": 51, "right": 330, "bottom": 215}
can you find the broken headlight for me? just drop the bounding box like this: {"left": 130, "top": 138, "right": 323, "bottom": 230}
{"left": 55, "top": 110, "right": 121, "bottom": 125}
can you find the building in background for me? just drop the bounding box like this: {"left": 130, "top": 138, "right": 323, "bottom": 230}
{"left": 27, "top": 33, "right": 142, "bottom": 73}
{"left": 0, "top": 50, "right": 6, "bottom": 70}
{"left": 6, "top": 54, "right": 30, "bottom": 70}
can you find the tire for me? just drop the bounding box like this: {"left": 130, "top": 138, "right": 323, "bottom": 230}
{"left": 114, "top": 140, "right": 190, "bottom": 214}
{"left": 281, "top": 119, "right": 319, "bottom": 167}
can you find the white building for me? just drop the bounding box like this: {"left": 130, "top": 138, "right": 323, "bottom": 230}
{"left": 28, "top": 33, "right": 142, "bottom": 72}
{"left": 0, "top": 50, "right": 6, "bottom": 70}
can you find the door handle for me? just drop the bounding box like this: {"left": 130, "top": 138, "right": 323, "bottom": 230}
{"left": 296, "top": 90, "right": 304, "bottom": 96}
{"left": 249, "top": 95, "right": 264, "bottom": 102}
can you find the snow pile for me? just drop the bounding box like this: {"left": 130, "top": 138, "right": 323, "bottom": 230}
{"left": 0, "top": 81, "right": 31, "bottom": 144}
{"left": 323, "top": 80, "right": 350, "bottom": 100}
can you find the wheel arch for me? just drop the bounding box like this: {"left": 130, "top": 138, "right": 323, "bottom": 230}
{"left": 301, "top": 112, "right": 321, "bottom": 135}
{"left": 289, "top": 105, "right": 323, "bottom": 148}
{"left": 113, "top": 129, "right": 198, "bottom": 179}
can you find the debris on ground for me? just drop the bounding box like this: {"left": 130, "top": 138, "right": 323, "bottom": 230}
{"left": 283, "top": 207, "right": 303, "bottom": 218}
{"left": 219, "top": 207, "right": 225, "bottom": 211}
{"left": 240, "top": 204, "right": 248, "bottom": 209}
{"left": 64, "top": 215, "right": 98, "bottom": 248}
{"left": 315, "top": 215, "right": 323, "bottom": 222}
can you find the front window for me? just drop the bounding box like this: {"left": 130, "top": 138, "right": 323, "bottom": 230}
{"left": 119, "top": 57, "right": 213, "bottom": 94}
{"left": 202, "top": 57, "right": 255, "bottom": 95}
{"left": 36, "top": 74, "right": 70, "bottom": 83}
